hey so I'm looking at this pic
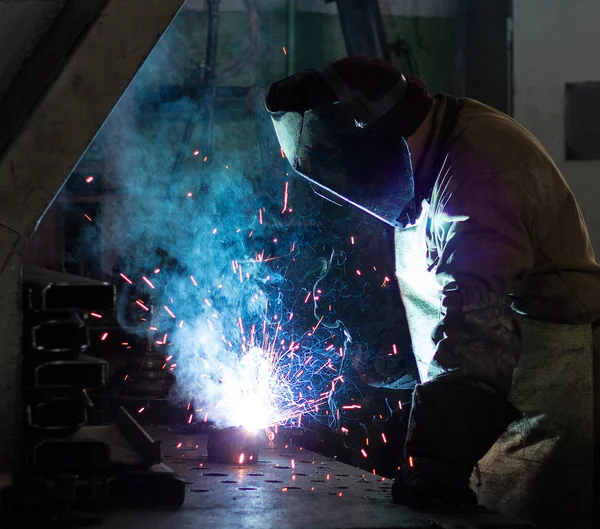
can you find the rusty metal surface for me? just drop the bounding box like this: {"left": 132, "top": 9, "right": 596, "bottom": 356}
{"left": 103, "top": 428, "right": 533, "bottom": 529}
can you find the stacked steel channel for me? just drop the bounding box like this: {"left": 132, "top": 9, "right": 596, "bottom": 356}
{"left": 22, "top": 266, "right": 114, "bottom": 503}
{"left": 87, "top": 283, "right": 179, "bottom": 425}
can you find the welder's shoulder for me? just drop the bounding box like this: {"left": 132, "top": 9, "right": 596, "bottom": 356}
{"left": 450, "top": 97, "right": 553, "bottom": 174}
{"left": 438, "top": 97, "right": 566, "bottom": 202}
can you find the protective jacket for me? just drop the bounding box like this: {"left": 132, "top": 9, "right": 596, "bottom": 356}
{"left": 396, "top": 94, "right": 600, "bottom": 528}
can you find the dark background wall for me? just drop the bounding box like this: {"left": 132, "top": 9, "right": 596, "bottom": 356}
{"left": 464, "top": 0, "right": 512, "bottom": 114}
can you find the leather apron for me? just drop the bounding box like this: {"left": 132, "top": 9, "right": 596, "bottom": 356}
{"left": 472, "top": 317, "right": 594, "bottom": 529}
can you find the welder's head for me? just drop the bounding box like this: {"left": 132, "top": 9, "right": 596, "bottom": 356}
{"left": 265, "top": 56, "right": 433, "bottom": 227}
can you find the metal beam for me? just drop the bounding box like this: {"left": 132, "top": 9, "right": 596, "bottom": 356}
{"left": 0, "top": 0, "right": 109, "bottom": 157}
{"left": 0, "top": 0, "right": 186, "bottom": 473}
{"left": 332, "top": 0, "right": 391, "bottom": 61}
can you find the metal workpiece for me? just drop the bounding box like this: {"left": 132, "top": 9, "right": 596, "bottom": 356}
{"left": 32, "top": 354, "right": 109, "bottom": 389}
{"left": 106, "top": 463, "right": 187, "bottom": 508}
{"left": 26, "top": 393, "right": 88, "bottom": 432}
{"left": 28, "top": 312, "right": 90, "bottom": 354}
{"left": 101, "top": 430, "right": 533, "bottom": 529}
{"left": 23, "top": 266, "right": 116, "bottom": 313}
{"left": 19, "top": 423, "right": 186, "bottom": 517}
{"left": 207, "top": 426, "right": 260, "bottom": 465}
{"left": 32, "top": 437, "right": 110, "bottom": 472}
{"left": 117, "top": 407, "right": 163, "bottom": 467}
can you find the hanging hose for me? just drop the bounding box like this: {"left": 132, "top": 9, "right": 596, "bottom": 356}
{"left": 202, "top": 0, "right": 221, "bottom": 159}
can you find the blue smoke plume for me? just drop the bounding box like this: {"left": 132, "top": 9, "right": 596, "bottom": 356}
{"left": 74, "top": 10, "right": 362, "bottom": 432}
{"left": 58, "top": 6, "right": 417, "bottom": 438}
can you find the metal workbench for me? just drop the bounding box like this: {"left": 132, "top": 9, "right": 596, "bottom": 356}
{"left": 103, "top": 427, "right": 533, "bottom": 529}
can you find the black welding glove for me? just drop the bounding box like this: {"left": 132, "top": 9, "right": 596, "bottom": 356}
{"left": 392, "top": 381, "right": 521, "bottom": 506}
{"left": 350, "top": 326, "right": 418, "bottom": 390}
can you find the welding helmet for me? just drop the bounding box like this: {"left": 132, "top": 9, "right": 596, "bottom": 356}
{"left": 266, "top": 63, "right": 417, "bottom": 228}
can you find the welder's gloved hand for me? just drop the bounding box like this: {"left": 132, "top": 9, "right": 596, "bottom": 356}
{"left": 350, "top": 327, "right": 417, "bottom": 390}
{"left": 392, "top": 382, "right": 521, "bottom": 507}
{"left": 350, "top": 343, "right": 407, "bottom": 387}
{"left": 392, "top": 457, "right": 477, "bottom": 506}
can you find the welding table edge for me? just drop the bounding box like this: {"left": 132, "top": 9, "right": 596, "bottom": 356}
{"left": 100, "top": 428, "right": 533, "bottom": 529}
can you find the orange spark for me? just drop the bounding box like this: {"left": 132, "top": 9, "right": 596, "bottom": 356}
{"left": 281, "top": 181, "right": 289, "bottom": 213}
{"left": 313, "top": 315, "right": 324, "bottom": 332}
{"left": 136, "top": 300, "right": 149, "bottom": 311}
{"left": 142, "top": 276, "right": 155, "bottom": 289}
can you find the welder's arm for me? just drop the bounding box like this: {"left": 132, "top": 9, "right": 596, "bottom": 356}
{"left": 394, "top": 174, "right": 530, "bottom": 506}
{"left": 429, "top": 173, "right": 534, "bottom": 395}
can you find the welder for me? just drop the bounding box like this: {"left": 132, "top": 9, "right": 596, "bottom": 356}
{"left": 265, "top": 56, "right": 599, "bottom": 529}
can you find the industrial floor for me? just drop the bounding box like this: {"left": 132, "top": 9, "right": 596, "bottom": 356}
{"left": 100, "top": 427, "right": 534, "bottom": 529}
